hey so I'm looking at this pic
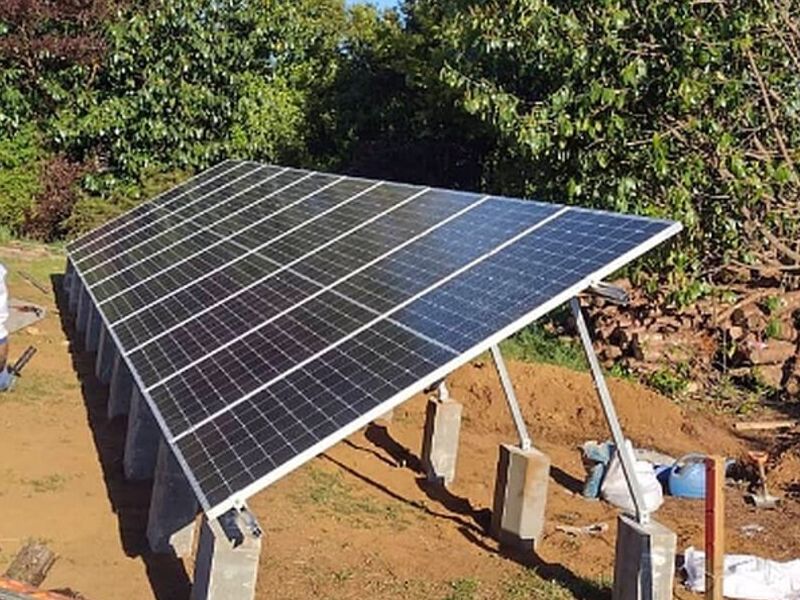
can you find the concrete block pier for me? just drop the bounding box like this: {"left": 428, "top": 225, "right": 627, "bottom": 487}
{"left": 147, "top": 442, "right": 198, "bottom": 557}
{"left": 421, "top": 398, "right": 463, "bottom": 485}
{"left": 193, "top": 515, "right": 262, "bottom": 600}
{"left": 491, "top": 443, "right": 550, "bottom": 551}
{"left": 108, "top": 355, "right": 133, "bottom": 419}
{"left": 612, "top": 514, "right": 676, "bottom": 600}
{"left": 123, "top": 389, "right": 160, "bottom": 480}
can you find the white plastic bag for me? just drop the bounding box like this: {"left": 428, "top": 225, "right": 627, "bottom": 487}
{"left": 601, "top": 440, "right": 663, "bottom": 513}
{"left": 683, "top": 546, "right": 800, "bottom": 599}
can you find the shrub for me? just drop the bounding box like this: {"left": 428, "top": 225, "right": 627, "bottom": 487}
{"left": 0, "top": 124, "right": 43, "bottom": 235}
{"left": 23, "top": 155, "right": 91, "bottom": 241}
{"left": 415, "top": 0, "right": 800, "bottom": 294}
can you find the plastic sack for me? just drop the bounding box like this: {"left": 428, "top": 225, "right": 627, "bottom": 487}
{"left": 683, "top": 546, "right": 800, "bottom": 599}
{"left": 600, "top": 440, "right": 663, "bottom": 513}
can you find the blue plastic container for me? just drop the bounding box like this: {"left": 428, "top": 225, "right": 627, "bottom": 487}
{"left": 668, "top": 454, "right": 707, "bottom": 499}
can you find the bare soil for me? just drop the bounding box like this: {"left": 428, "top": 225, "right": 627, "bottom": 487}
{"left": 0, "top": 246, "right": 799, "bottom": 599}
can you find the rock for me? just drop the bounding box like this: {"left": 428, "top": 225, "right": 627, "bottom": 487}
{"left": 754, "top": 364, "right": 785, "bottom": 388}
{"left": 749, "top": 339, "right": 797, "bottom": 365}
{"left": 771, "top": 320, "right": 797, "bottom": 342}
{"left": 727, "top": 326, "right": 745, "bottom": 341}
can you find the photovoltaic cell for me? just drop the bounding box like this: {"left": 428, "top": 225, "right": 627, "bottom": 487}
{"left": 67, "top": 160, "right": 241, "bottom": 258}
{"left": 74, "top": 162, "right": 262, "bottom": 270}
{"left": 66, "top": 160, "right": 681, "bottom": 517}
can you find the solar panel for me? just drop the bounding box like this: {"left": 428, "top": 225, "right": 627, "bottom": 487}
{"left": 67, "top": 160, "right": 681, "bottom": 517}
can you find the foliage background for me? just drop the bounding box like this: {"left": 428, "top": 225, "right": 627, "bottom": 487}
{"left": 1, "top": 0, "right": 798, "bottom": 295}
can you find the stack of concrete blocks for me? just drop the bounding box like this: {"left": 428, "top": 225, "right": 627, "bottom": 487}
{"left": 66, "top": 259, "right": 263, "bottom": 600}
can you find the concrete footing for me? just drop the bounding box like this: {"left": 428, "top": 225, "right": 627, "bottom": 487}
{"left": 95, "top": 327, "right": 116, "bottom": 384}
{"left": 612, "top": 514, "right": 676, "bottom": 600}
{"left": 123, "top": 390, "right": 160, "bottom": 480}
{"left": 108, "top": 356, "right": 133, "bottom": 419}
{"left": 421, "top": 398, "right": 462, "bottom": 485}
{"left": 68, "top": 277, "right": 81, "bottom": 314}
{"left": 147, "top": 442, "right": 198, "bottom": 557}
{"left": 85, "top": 306, "right": 102, "bottom": 353}
{"left": 491, "top": 443, "right": 550, "bottom": 551}
{"left": 63, "top": 260, "right": 74, "bottom": 294}
{"left": 75, "top": 286, "right": 90, "bottom": 334}
{"left": 192, "top": 516, "right": 261, "bottom": 600}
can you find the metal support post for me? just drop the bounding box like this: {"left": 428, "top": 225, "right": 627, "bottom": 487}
{"left": 570, "top": 297, "right": 649, "bottom": 524}
{"left": 489, "top": 345, "right": 532, "bottom": 451}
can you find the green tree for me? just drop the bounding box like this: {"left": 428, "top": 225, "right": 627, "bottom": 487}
{"left": 412, "top": 0, "right": 800, "bottom": 296}
{"left": 53, "top": 0, "right": 347, "bottom": 187}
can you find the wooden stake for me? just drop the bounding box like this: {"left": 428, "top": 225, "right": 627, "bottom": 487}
{"left": 705, "top": 456, "right": 725, "bottom": 600}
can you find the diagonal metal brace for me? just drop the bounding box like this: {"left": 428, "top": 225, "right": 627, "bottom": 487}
{"left": 570, "top": 297, "right": 649, "bottom": 524}
{"left": 490, "top": 345, "right": 532, "bottom": 451}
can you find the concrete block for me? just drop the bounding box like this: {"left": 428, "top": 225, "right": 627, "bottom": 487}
{"left": 147, "top": 442, "right": 198, "bottom": 557}
{"left": 123, "top": 389, "right": 160, "bottom": 480}
{"left": 63, "top": 260, "right": 74, "bottom": 294}
{"left": 94, "top": 327, "right": 116, "bottom": 384}
{"left": 108, "top": 356, "right": 133, "bottom": 419}
{"left": 421, "top": 399, "right": 462, "bottom": 485}
{"left": 75, "top": 286, "right": 90, "bottom": 333}
{"left": 613, "top": 514, "right": 676, "bottom": 600}
{"left": 68, "top": 276, "right": 81, "bottom": 314}
{"left": 85, "top": 307, "right": 102, "bottom": 353}
{"left": 193, "top": 517, "right": 261, "bottom": 600}
{"left": 491, "top": 443, "right": 550, "bottom": 551}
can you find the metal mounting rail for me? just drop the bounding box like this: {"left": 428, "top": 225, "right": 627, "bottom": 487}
{"left": 490, "top": 344, "right": 532, "bottom": 452}
{"left": 570, "top": 297, "right": 649, "bottom": 524}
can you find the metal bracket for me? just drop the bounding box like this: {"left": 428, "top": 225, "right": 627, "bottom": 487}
{"left": 588, "top": 281, "right": 630, "bottom": 306}
{"left": 489, "top": 345, "right": 532, "bottom": 451}
{"left": 219, "top": 502, "right": 263, "bottom": 547}
{"left": 570, "top": 297, "right": 649, "bottom": 524}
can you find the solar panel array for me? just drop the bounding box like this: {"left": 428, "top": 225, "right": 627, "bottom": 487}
{"left": 67, "top": 160, "right": 681, "bottom": 517}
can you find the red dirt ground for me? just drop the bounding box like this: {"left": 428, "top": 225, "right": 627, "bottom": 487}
{"left": 0, "top": 246, "right": 799, "bottom": 599}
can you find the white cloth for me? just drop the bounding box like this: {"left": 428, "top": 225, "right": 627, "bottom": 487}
{"left": 0, "top": 263, "right": 8, "bottom": 340}
{"left": 683, "top": 547, "right": 800, "bottom": 599}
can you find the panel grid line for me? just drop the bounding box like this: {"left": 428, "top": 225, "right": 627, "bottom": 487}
{"left": 86, "top": 167, "right": 294, "bottom": 286}
{"left": 67, "top": 161, "right": 246, "bottom": 254}
{"left": 109, "top": 178, "right": 385, "bottom": 325}
{"left": 74, "top": 162, "right": 264, "bottom": 267}
{"left": 96, "top": 170, "right": 335, "bottom": 307}
{"left": 137, "top": 189, "right": 483, "bottom": 379}
{"left": 83, "top": 165, "right": 281, "bottom": 276}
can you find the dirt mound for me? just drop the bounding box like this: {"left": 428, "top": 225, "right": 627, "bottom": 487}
{"left": 448, "top": 360, "right": 743, "bottom": 459}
